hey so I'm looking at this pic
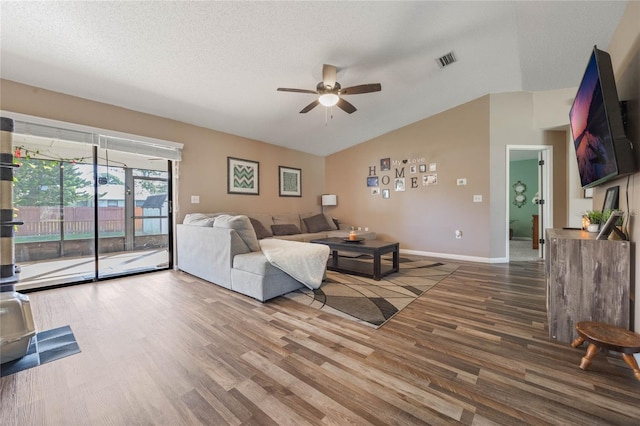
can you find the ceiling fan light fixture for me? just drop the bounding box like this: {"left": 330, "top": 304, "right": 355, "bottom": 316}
{"left": 318, "top": 93, "right": 339, "bottom": 107}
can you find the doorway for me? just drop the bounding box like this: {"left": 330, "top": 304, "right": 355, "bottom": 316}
{"left": 506, "top": 146, "right": 553, "bottom": 261}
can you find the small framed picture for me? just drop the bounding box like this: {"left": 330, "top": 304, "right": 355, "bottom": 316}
{"left": 394, "top": 178, "right": 405, "bottom": 191}
{"left": 429, "top": 162, "right": 437, "bottom": 172}
{"left": 367, "top": 176, "right": 379, "bottom": 187}
{"left": 380, "top": 158, "right": 390, "bottom": 171}
{"left": 584, "top": 188, "right": 594, "bottom": 199}
{"left": 410, "top": 165, "right": 417, "bottom": 174}
{"left": 601, "top": 186, "right": 619, "bottom": 212}
{"left": 371, "top": 188, "right": 380, "bottom": 196}
{"left": 419, "top": 164, "right": 427, "bottom": 173}
{"left": 382, "top": 189, "right": 390, "bottom": 199}
{"left": 423, "top": 174, "right": 437, "bottom": 186}
{"left": 228, "top": 157, "right": 259, "bottom": 195}
{"left": 279, "top": 166, "right": 302, "bottom": 197}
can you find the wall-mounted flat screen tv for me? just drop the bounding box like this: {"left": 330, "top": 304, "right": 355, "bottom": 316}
{"left": 569, "top": 46, "right": 635, "bottom": 189}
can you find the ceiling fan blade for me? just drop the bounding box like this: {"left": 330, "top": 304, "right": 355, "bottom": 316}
{"left": 277, "top": 88, "right": 318, "bottom": 94}
{"left": 300, "top": 100, "right": 320, "bottom": 113}
{"left": 336, "top": 98, "right": 357, "bottom": 114}
{"left": 340, "top": 83, "right": 382, "bottom": 95}
{"left": 322, "top": 64, "right": 337, "bottom": 88}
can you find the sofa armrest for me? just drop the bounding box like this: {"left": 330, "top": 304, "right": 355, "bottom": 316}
{"left": 177, "top": 224, "right": 251, "bottom": 287}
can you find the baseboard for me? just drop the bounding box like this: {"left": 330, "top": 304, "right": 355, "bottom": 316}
{"left": 399, "top": 249, "right": 508, "bottom": 264}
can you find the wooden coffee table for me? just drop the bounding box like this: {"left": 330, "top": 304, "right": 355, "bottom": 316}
{"left": 571, "top": 321, "right": 640, "bottom": 382}
{"left": 310, "top": 237, "right": 399, "bottom": 281}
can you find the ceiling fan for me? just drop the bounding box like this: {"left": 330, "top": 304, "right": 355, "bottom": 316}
{"left": 277, "top": 64, "right": 381, "bottom": 114}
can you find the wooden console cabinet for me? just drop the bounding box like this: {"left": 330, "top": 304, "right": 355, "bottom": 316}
{"left": 545, "top": 229, "right": 631, "bottom": 344}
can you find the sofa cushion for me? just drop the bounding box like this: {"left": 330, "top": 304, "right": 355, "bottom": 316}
{"left": 182, "top": 213, "right": 218, "bottom": 227}
{"left": 271, "top": 223, "right": 301, "bottom": 236}
{"left": 249, "top": 217, "right": 271, "bottom": 240}
{"left": 303, "top": 213, "right": 333, "bottom": 233}
{"left": 272, "top": 213, "right": 302, "bottom": 230}
{"left": 233, "top": 252, "right": 283, "bottom": 276}
{"left": 214, "top": 215, "right": 260, "bottom": 252}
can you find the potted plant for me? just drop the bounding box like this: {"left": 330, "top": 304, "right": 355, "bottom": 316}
{"left": 583, "top": 210, "right": 603, "bottom": 232}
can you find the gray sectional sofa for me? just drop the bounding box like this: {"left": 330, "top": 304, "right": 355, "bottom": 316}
{"left": 176, "top": 212, "right": 375, "bottom": 301}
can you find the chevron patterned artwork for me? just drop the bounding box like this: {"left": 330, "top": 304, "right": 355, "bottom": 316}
{"left": 227, "top": 157, "right": 259, "bottom": 195}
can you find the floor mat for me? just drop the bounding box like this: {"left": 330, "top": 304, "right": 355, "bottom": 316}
{"left": 1, "top": 325, "right": 80, "bottom": 377}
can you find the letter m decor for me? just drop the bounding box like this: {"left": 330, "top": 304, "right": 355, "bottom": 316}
{"left": 228, "top": 157, "right": 259, "bottom": 195}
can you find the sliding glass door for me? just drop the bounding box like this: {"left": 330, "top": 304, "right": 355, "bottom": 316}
{"left": 9, "top": 118, "right": 178, "bottom": 290}
{"left": 96, "top": 149, "right": 170, "bottom": 279}
{"left": 12, "top": 135, "right": 96, "bottom": 289}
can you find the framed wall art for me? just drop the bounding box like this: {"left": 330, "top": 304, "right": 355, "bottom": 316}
{"left": 382, "top": 189, "right": 390, "bottom": 199}
{"left": 228, "top": 157, "right": 259, "bottom": 195}
{"left": 279, "top": 166, "right": 301, "bottom": 197}
{"left": 367, "top": 176, "right": 379, "bottom": 187}
{"left": 380, "top": 158, "right": 390, "bottom": 171}
{"left": 601, "top": 185, "right": 619, "bottom": 212}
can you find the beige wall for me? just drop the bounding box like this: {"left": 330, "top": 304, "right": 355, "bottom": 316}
{"left": 326, "top": 96, "right": 492, "bottom": 260}
{"left": 0, "top": 79, "right": 325, "bottom": 223}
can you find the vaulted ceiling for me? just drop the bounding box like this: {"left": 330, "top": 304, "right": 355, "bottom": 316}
{"left": 0, "top": 1, "right": 628, "bottom": 156}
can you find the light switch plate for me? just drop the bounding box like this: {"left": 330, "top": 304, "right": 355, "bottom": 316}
{"left": 457, "top": 178, "right": 467, "bottom": 186}
{"left": 473, "top": 195, "right": 482, "bottom": 202}
{"left": 191, "top": 195, "right": 200, "bottom": 204}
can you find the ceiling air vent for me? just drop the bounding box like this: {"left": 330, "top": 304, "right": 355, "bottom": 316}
{"left": 436, "top": 51, "right": 457, "bottom": 68}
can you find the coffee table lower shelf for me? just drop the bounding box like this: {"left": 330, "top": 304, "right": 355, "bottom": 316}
{"left": 311, "top": 238, "right": 399, "bottom": 281}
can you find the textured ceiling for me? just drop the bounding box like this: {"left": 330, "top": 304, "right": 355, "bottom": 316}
{"left": 0, "top": 1, "right": 629, "bottom": 156}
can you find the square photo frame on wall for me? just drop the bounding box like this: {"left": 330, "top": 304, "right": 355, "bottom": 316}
{"left": 380, "top": 158, "right": 390, "bottom": 171}
{"left": 367, "top": 176, "right": 379, "bottom": 187}
{"left": 228, "top": 157, "right": 259, "bottom": 195}
{"left": 279, "top": 166, "right": 302, "bottom": 197}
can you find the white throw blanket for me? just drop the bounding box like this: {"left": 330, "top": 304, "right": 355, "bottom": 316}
{"left": 259, "top": 239, "right": 330, "bottom": 290}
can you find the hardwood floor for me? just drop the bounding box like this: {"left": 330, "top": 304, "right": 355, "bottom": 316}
{"left": 2, "top": 259, "right": 639, "bottom": 425}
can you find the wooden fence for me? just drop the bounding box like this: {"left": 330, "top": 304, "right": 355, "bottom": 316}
{"left": 16, "top": 206, "right": 127, "bottom": 236}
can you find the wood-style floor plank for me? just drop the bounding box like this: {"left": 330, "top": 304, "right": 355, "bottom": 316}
{"left": 2, "top": 258, "right": 639, "bottom": 425}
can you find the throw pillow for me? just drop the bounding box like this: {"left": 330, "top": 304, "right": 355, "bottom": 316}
{"left": 182, "top": 213, "right": 218, "bottom": 227}
{"left": 271, "top": 224, "right": 301, "bottom": 236}
{"left": 213, "top": 215, "right": 260, "bottom": 251}
{"left": 249, "top": 217, "right": 272, "bottom": 240}
{"left": 325, "top": 214, "right": 339, "bottom": 230}
{"left": 303, "top": 214, "right": 332, "bottom": 233}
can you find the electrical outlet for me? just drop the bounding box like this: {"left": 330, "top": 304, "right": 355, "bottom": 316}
{"left": 191, "top": 195, "right": 200, "bottom": 204}
{"left": 457, "top": 178, "right": 467, "bottom": 186}
{"left": 455, "top": 230, "right": 462, "bottom": 239}
{"left": 473, "top": 195, "right": 482, "bottom": 202}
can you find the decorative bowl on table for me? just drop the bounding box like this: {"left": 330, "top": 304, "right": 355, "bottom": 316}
{"left": 343, "top": 237, "right": 365, "bottom": 243}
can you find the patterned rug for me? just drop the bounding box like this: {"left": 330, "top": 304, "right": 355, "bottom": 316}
{"left": 283, "top": 254, "right": 459, "bottom": 328}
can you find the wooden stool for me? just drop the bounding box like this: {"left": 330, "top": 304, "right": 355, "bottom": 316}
{"left": 571, "top": 321, "right": 640, "bottom": 382}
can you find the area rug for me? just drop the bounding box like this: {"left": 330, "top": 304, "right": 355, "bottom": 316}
{"left": 1, "top": 325, "right": 80, "bottom": 377}
{"left": 283, "top": 254, "right": 459, "bottom": 328}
